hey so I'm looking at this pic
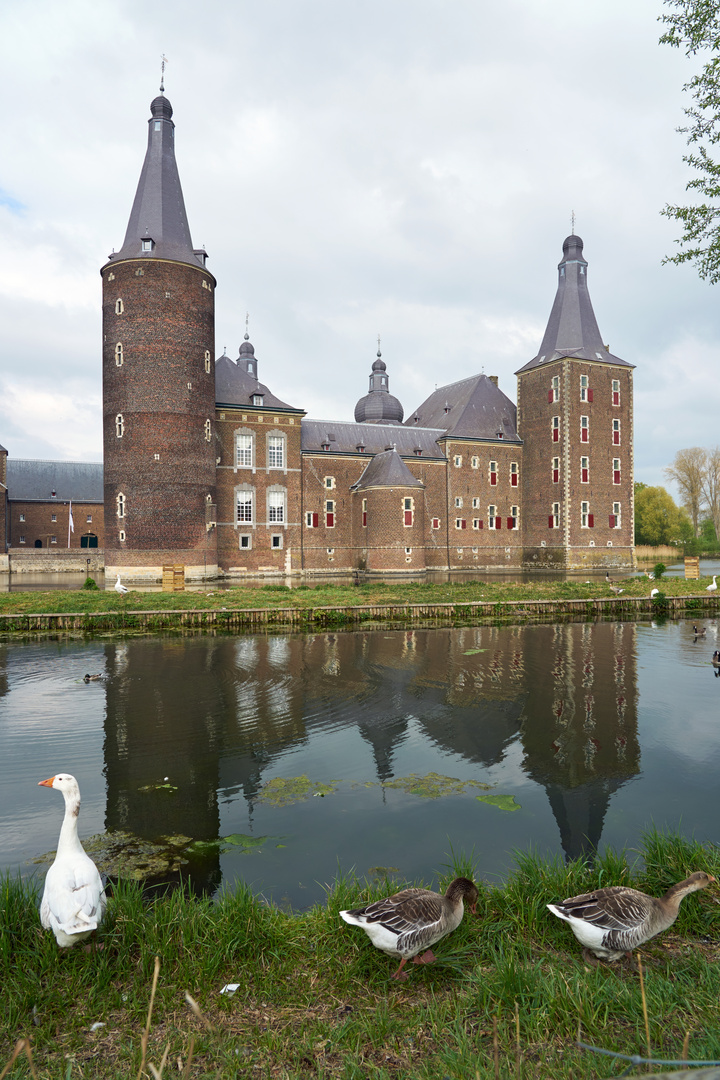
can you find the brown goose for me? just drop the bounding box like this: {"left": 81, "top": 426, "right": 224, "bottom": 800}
{"left": 547, "top": 871, "right": 715, "bottom": 962}
{"left": 340, "top": 877, "right": 479, "bottom": 979}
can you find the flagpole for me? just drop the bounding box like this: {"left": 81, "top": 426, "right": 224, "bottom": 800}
{"left": 68, "top": 501, "right": 72, "bottom": 548}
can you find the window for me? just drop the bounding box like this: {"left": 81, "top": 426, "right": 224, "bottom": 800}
{"left": 552, "top": 416, "right": 560, "bottom": 442}
{"left": 610, "top": 502, "right": 622, "bottom": 529}
{"left": 271, "top": 534, "right": 283, "bottom": 549}
{"left": 51, "top": 513, "right": 57, "bottom": 522}
{"left": 581, "top": 415, "right": 589, "bottom": 442}
{"left": 268, "top": 435, "right": 285, "bottom": 469}
{"left": 50, "top": 535, "right": 57, "bottom": 544}
{"left": 489, "top": 461, "right": 497, "bottom": 486}
{"left": 613, "top": 419, "right": 621, "bottom": 445}
{"left": 581, "top": 501, "right": 594, "bottom": 528}
{"left": 235, "top": 432, "right": 253, "bottom": 468}
{"left": 510, "top": 462, "right": 518, "bottom": 487}
{"left": 116, "top": 493, "right": 125, "bottom": 518}
{"left": 453, "top": 455, "right": 462, "bottom": 467}
{"left": 325, "top": 499, "right": 335, "bottom": 527}
{"left": 306, "top": 511, "right": 319, "bottom": 527}
{"left": 403, "top": 497, "right": 414, "bottom": 527}
{"left": 142, "top": 238, "right": 153, "bottom": 252}
{"left": 508, "top": 505, "right": 519, "bottom": 530}
{"left": 119, "top": 530, "right": 125, "bottom": 541}
{"left": 613, "top": 458, "right": 621, "bottom": 485}
{"left": 269, "top": 490, "right": 285, "bottom": 523}
{"left": 405, "top": 547, "right": 412, "bottom": 555}
{"left": 324, "top": 476, "right": 335, "bottom": 489}
{"left": 549, "top": 502, "right": 560, "bottom": 529}
{"left": 549, "top": 375, "right": 560, "bottom": 402}
{"left": 115, "top": 343, "right": 123, "bottom": 367}
{"left": 115, "top": 298, "right": 124, "bottom": 314}
{"left": 580, "top": 374, "right": 593, "bottom": 402}
{"left": 581, "top": 456, "right": 589, "bottom": 483}
{"left": 19, "top": 535, "right": 25, "bottom": 544}
{"left": 488, "top": 504, "right": 497, "bottom": 529}
{"left": 204, "top": 419, "right": 212, "bottom": 442}
{"left": 471, "top": 456, "right": 479, "bottom": 469}
{"left": 236, "top": 488, "right": 254, "bottom": 524}
{"left": 472, "top": 518, "right": 483, "bottom": 529}
{"left": 362, "top": 499, "right": 367, "bottom": 527}
{"left": 86, "top": 515, "right": 92, "bottom": 523}
{"left": 454, "top": 497, "right": 463, "bottom": 508}
{"left": 432, "top": 517, "right": 440, "bottom": 529}
{"left": 552, "top": 456, "right": 560, "bottom": 484}
{"left": 612, "top": 379, "right": 620, "bottom": 406}
{"left": 19, "top": 513, "right": 25, "bottom": 522}
{"left": 115, "top": 413, "right": 124, "bottom": 438}
{"left": 471, "top": 497, "right": 480, "bottom": 509}
{"left": 205, "top": 351, "right": 212, "bottom": 374}
{"left": 239, "top": 534, "right": 252, "bottom": 549}
{"left": 252, "top": 394, "right": 264, "bottom": 406}
{"left": 455, "top": 518, "right": 467, "bottom": 529}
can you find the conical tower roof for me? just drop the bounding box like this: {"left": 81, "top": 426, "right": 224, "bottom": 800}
{"left": 106, "top": 95, "right": 208, "bottom": 270}
{"left": 516, "top": 235, "right": 633, "bottom": 373}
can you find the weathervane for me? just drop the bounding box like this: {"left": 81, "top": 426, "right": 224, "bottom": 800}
{"left": 160, "top": 54, "right": 168, "bottom": 93}
{"left": 245, "top": 312, "right": 250, "bottom": 341}
{"left": 377, "top": 333, "right": 381, "bottom": 355}
{"left": 571, "top": 209, "right": 576, "bottom": 234}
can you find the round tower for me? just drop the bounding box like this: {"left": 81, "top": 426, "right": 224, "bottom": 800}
{"left": 101, "top": 93, "right": 217, "bottom": 583}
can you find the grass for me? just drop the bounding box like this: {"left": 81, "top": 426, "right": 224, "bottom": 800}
{"left": 0, "top": 574, "right": 718, "bottom": 623}
{"left": 3, "top": 834, "right": 720, "bottom": 1078}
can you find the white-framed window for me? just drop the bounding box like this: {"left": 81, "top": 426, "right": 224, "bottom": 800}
{"left": 611, "top": 502, "right": 622, "bottom": 529}
{"left": 471, "top": 456, "right": 479, "bottom": 469}
{"left": 115, "top": 298, "right": 124, "bottom": 315}
{"left": 141, "top": 238, "right": 153, "bottom": 252}
{"left": 552, "top": 456, "right": 560, "bottom": 484}
{"left": 581, "top": 415, "right": 589, "bottom": 443}
{"left": 50, "top": 535, "right": 57, "bottom": 544}
{"left": 581, "top": 456, "right": 589, "bottom": 483}
{"left": 115, "top": 343, "right": 124, "bottom": 367}
{"left": 324, "top": 476, "right": 335, "bottom": 489}
{"left": 252, "top": 394, "right": 264, "bottom": 407}
{"left": 116, "top": 493, "right": 126, "bottom": 518}
{"left": 613, "top": 458, "right": 621, "bottom": 484}
{"left": 204, "top": 419, "right": 212, "bottom": 442}
{"left": 19, "top": 513, "right": 25, "bottom": 522}
{"left": 51, "top": 513, "right": 57, "bottom": 522}
{"left": 510, "top": 462, "right": 518, "bottom": 487}
{"left": 489, "top": 460, "right": 497, "bottom": 485}
{"left": 550, "top": 502, "right": 560, "bottom": 529}
{"left": 236, "top": 487, "right": 254, "bottom": 524}
{"left": 552, "top": 415, "right": 560, "bottom": 442}
{"left": 239, "top": 534, "right": 252, "bottom": 549}
{"left": 453, "top": 455, "right": 462, "bottom": 467}
{"left": 580, "top": 374, "right": 589, "bottom": 402}
{"left": 119, "top": 529, "right": 125, "bottom": 542}
{"left": 612, "top": 379, "right": 620, "bottom": 406}
{"left": 432, "top": 517, "right": 441, "bottom": 529}
{"left": 581, "top": 501, "right": 594, "bottom": 528}
{"left": 325, "top": 499, "right": 335, "bottom": 527}
{"left": 362, "top": 499, "right": 367, "bottom": 527}
{"left": 488, "top": 504, "right": 497, "bottom": 529}
{"left": 454, "top": 518, "right": 467, "bottom": 530}
{"left": 19, "top": 535, "right": 25, "bottom": 544}
{"left": 268, "top": 489, "right": 285, "bottom": 523}
{"left": 405, "top": 547, "right": 412, "bottom": 555}
{"left": 86, "top": 515, "right": 92, "bottom": 523}
{"left": 455, "top": 496, "right": 463, "bottom": 508}
{"left": 205, "top": 349, "right": 212, "bottom": 373}
{"left": 271, "top": 534, "right": 283, "bottom": 549}
{"left": 268, "top": 435, "right": 285, "bottom": 469}
{"left": 471, "top": 497, "right": 480, "bottom": 509}
{"left": 472, "top": 518, "right": 482, "bottom": 530}
{"left": 115, "top": 413, "right": 124, "bottom": 438}
{"left": 326, "top": 547, "right": 335, "bottom": 555}
{"left": 403, "top": 497, "right": 414, "bottom": 526}
{"left": 509, "top": 505, "right": 519, "bottom": 530}
{"left": 551, "top": 375, "right": 560, "bottom": 402}
{"left": 613, "top": 418, "right": 621, "bottom": 445}
{"left": 235, "top": 431, "right": 253, "bottom": 468}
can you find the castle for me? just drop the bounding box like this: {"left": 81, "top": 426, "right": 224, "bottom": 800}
{"left": 1, "top": 93, "right": 635, "bottom": 580}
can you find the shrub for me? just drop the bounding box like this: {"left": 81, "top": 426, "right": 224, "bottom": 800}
{"left": 82, "top": 576, "right": 99, "bottom": 590}
{"left": 653, "top": 562, "right": 666, "bottom": 580}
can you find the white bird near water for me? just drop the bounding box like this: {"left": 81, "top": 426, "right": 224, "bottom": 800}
{"left": 114, "top": 575, "right": 128, "bottom": 595}
{"left": 707, "top": 575, "right": 718, "bottom": 593}
{"left": 650, "top": 588, "right": 659, "bottom": 598}
{"left": 38, "top": 774, "right": 106, "bottom": 949}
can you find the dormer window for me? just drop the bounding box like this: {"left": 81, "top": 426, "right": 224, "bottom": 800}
{"left": 321, "top": 442, "right": 330, "bottom": 451}
{"left": 141, "top": 238, "right": 154, "bottom": 253}
{"left": 356, "top": 443, "right": 365, "bottom": 453}
{"left": 252, "top": 394, "right": 264, "bottom": 406}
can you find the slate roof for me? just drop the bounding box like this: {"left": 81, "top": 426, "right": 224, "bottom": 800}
{"left": 354, "top": 350, "right": 404, "bottom": 424}
{"left": 106, "top": 96, "right": 209, "bottom": 272}
{"left": 215, "top": 347, "right": 301, "bottom": 412}
{"left": 516, "top": 235, "right": 633, "bottom": 373}
{"left": 406, "top": 374, "right": 520, "bottom": 443}
{"left": 7, "top": 460, "right": 104, "bottom": 502}
{"left": 301, "top": 419, "right": 445, "bottom": 458}
{"left": 351, "top": 448, "right": 424, "bottom": 491}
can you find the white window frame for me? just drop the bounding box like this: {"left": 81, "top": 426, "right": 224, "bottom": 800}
{"left": 488, "top": 504, "right": 497, "bottom": 529}
{"left": 239, "top": 533, "right": 252, "bottom": 550}
{"left": 453, "top": 455, "right": 462, "bottom": 467}
{"left": 115, "top": 413, "right": 124, "bottom": 438}
{"left": 455, "top": 496, "right": 463, "bottom": 508}
{"left": 235, "top": 430, "right": 254, "bottom": 469}
{"left": 581, "top": 500, "right": 590, "bottom": 528}
{"left": 509, "top": 505, "right": 519, "bottom": 530}
{"left": 581, "top": 456, "right": 589, "bottom": 483}
{"left": 268, "top": 489, "right": 286, "bottom": 524}
{"left": 551, "top": 502, "right": 560, "bottom": 529}
{"left": 613, "top": 458, "right": 621, "bottom": 484}
{"left": 116, "top": 493, "right": 126, "bottom": 519}
{"left": 580, "top": 374, "right": 589, "bottom": 402}
{"left": 236, "top": 486, "right": 254, "bottom": 525}
{"left": 613, "top": 418, "right": 621, "bottom": 445}
{"left": 268, "top": 434, "right": 285, "bottom": 470}
{"left": 613, "top": 502, "right": 622, "bottom": 528}
{"left": 489, "top": 460, "right": 498, "bottom": 486}
{"left": 612, "top": 379, "right": 620, "bottom": 406}
{"left": 551, "top": 375, "right": 560, "bottom": 402}
{"left": 115, "top": 343, "right": 123, "bottom": 367}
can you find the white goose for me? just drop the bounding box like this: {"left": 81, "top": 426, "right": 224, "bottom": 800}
{"left": 340, "top": 877, "right": 479, "bottom": 979}
{"left": 547, "top": 871, "right": 715, "bottom": 962}
{"left": 708, "top": 575, "right": 718, "bottom": 593}
{"left": 114, "top": 575, "right": 128, "bottom": 595}
{"left": 38, "top": 774, "right": 106, "bottom": 949}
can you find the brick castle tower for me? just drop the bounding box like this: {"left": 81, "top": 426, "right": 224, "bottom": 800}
{"left": 515, "top": 235, "right": 634, "bottom": 570}
{"left": 101, "top": 91, "right": 217, "bottom": 583}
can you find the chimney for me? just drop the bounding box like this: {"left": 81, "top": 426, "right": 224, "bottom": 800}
{"left": 489, "top": 375, "right": 499, "bottom": 387}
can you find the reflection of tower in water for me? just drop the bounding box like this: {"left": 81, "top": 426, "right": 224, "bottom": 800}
{"left": 520, "top": 622, "right": 640, "bottom": 861}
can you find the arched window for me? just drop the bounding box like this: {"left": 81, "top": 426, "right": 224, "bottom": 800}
{"left": 115, "top": 414, "right": 124, "bottom": 438}
{"left": 116, "top": 492, "right": 126, "bottom": 518}
{"left": 115, "top": 343, "right": 124, "bottom": 367}
{"left": 115, "top": 298, "right": 124, "bottom": 314}
{"left": 204, "top": 419, "right": 212, "bottom": 441}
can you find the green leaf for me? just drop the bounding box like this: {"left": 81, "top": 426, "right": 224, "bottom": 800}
{"left": 476, "top": 793, "right": 521, "bottom": 812}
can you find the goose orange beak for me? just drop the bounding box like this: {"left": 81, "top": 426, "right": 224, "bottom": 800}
{"left": 38, "top": 776, "right": 55, "bottom": 787}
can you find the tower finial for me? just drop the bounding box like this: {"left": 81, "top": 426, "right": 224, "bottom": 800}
{"left": 571, "top": 209, "right": 576, "bottom": 234}
{"left": 160, "top": 53, "right": 168, "bottom": 94}
{"left": 245, "top": 311, "right": 250, "bottom": 341}
{"left": 377, "top": 333, "right": 381, "bottom": 357}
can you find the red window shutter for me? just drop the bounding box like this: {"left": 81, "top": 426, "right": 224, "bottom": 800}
{"left": 478, "top": 520, "right": 483, "bottom": 529}
{"left": 613, "top": 391, "right": 619, "bottom": 406}
{"left": 553, "top": 469, "right": 559, "bottom": 483}
{"left": 490, "top": 472, "right": 497, "bottom": 486}
{"left": 613, "top": 431, "right": 620, "bottom": 444}
{"left": 548, "top": 388, "right": 553, "bottom": 403}
{"left": 588, "top": 513, "right": 594, "bottom": 528}
{"left": 553, "top": 428, "right": 559, "bottom": 442}
{"left": 548, "top": 515, "right": 554, "bottom": 528}
{"left": 432, "top": 517, "right": 439, "bottom": 529}
{"left": 461, "top": 519, "right": 467, "bottom": 529}
{"left": 362, "top": 512, "right": 367, "bottom": 527}
{"left": 511, "top": 474, "right": 518, "bottom": 486}
{"left": 404, "top": 510, "right": 412, "bottom": 526}
{"left": 581, "top": 429, "right": 588, "bottom": 443}
{"left": 587, "top": 388, "right": 593, "bottom": 403}
{"left": 609, "top": 514, "right": 616, "bottom": 528}
{"left": 581, "top": 468, "right": 588, "bottom": 483}
{"left": 507, "top": 517, "right": 514, "bottom": 529}
{"left": 312, "top": 512, "right": 318, "bottom": 528}
{"left": 495, "top": 517, "right": 501, "bottom": 529}
{"left": 326, "top": 512, "right": 334, "bottom": 527}
{"left": 614, "top": 470, "right": 620, "bottom": 484}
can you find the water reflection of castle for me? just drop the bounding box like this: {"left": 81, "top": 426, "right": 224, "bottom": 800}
{"left": 101, "top": 623, "right": 639, "bottom": 884}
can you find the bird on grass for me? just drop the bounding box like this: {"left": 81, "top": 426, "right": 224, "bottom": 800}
{"left": 38, "top": 774, "right": 106, "bottom": 950}
{"left": 645, "top": 571, "right": 655, "bottom": 581}
{"left": 340, "top": 877, "right": 479, "bottom": 979}
{"left": 114, "top": 575, "right": 128, "bottom": 595}
{"left": 547, "top": 871, "right": 715, "bottom": 963}
{"left": 707, "top": 575, "right": 718, "bottom": 593}
{"left": 605, "top": 571, "right": 614, "bottom": 584}
{"left": 650, "top": 588, "right": 660, "bottom": 598}
{"left": 609, "top": 585, "right": 624, "bottom": 596}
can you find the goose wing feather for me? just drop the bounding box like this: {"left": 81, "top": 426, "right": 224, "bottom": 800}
{"left": 557, "top": 885, "right": 656, "bottom": 935}
{"left": 41, "top": 853, "right": 106, "bottom": 936}
{"left": 343, "top": 888, "right": 448, "bottom": 955}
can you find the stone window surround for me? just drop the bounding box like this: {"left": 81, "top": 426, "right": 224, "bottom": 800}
{"left": 234, "top": 427, "right": 255, "bottom": 471}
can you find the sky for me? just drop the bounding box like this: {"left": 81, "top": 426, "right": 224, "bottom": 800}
{"left": 0, "top": 0, "right": 716, "bottom": 491}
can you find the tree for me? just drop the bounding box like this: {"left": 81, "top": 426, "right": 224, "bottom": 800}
{"left": 660, "top": 1, "right": 720, "bottom": 281}
{"left": 664, "top": 447, "right": 706, "bottom": 535}
{"left": 700, "top": 446, "right": 720, "bottom": 537}
{"left": 634, "top": 484, "right": 692, "bottom": 546}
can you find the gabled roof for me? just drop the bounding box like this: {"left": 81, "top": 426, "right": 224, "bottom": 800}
{"left": 516, "top": 235, "right": 633, "bottom": 374}
{"left": 406, "top": 374, "right": 520, "bottom": 443}
{"left": 7, "top": 460, "right": 103, "bottom": 502}
{"left": 301, "top": 419, "right": 445, "bottom": 457}
{"left": 214, "top": 351, "right": 300, "bottom": 412}
{"left": 351, "top": 448, "right": 424, "bottom": 491}
{"left": 106, "top": 96, "right": 208, "bottom": 272}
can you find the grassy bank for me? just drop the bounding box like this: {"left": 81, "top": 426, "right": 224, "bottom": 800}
{"left": 3, "top": 833, "right": 720, "bottom": 1078}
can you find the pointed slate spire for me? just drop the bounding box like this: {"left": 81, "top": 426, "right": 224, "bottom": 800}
{"left": 516, "top": 235, "right": 632, "bottom": 373}
{"left": 108, "top": 95, "right": 207, "bottom": 268}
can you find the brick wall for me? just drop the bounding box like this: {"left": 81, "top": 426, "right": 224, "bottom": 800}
{"left": 8, "top": 501, "right": 103, "bottom": 550}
